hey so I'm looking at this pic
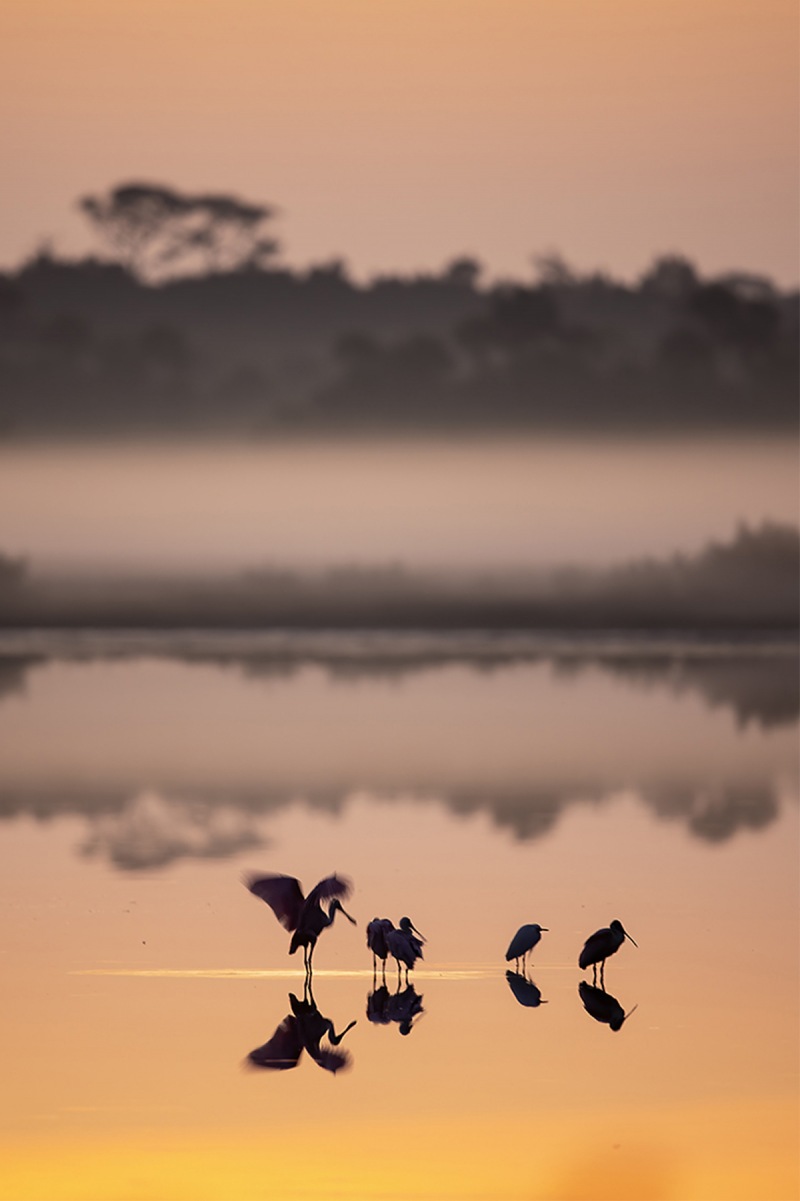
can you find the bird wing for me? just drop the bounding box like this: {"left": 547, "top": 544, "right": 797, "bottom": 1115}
{"left": 386, "top": 928, "right": 414, "bottom": 966}
{"left": 246, "top": 1016, "right": 303, "bottom": 1070}
{"left": 305, "top": 873, "right": 353, "bottom": 908}
{"left": 245, "top": 873, "right": 305, "bottom": 931}
{"left": 310, "top": 1045, "right": 352, "bottom": 1074}
{"left": 578, "top": 929, "right": 608, "bottom": 969}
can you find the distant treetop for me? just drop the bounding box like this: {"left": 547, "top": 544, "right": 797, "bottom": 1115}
{"left": 78, "top": 182, "right": 280, "bottom": 281}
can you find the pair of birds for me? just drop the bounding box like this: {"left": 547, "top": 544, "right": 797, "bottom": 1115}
{"left": 506, "top": 919, "right": 637, "bottom": 979}
{"left": 366, "top": 915, "right": 425, "bottom": 980}
{"left": 245, "top": 871, "right": 424, "bottom": 980}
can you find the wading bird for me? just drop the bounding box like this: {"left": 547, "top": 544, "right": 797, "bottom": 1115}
{"left": 578, "top": 981, "right": 637, "bottom": 1032}
{"left": 366, "top": 917, "right": 394, "bottom": 978}
{"left": 386, "top": 917, "right": 425, "bottom": 982}
{"left": 245, "top": 871, "right": 356, "bottom": 974}
{"left": 578, "top": 919, "right": 637, "bottom": 984}
{"left": 505, "top": 923, "right": 548, "bottom": 971}
{"left": 247, "top": 977, "right": 357, "bottom": 1074}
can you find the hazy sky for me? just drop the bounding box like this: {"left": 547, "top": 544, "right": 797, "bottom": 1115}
{"left": 1, "top": 0, "right": 797, "bottom": 284}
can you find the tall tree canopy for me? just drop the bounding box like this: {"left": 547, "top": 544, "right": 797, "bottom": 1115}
{"left": 79, "top": 183, "right": 279, "bottom": 280}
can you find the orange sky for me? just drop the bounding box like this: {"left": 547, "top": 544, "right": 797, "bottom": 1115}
{"left": 0, "top": 0, "right": 798, "bottom": 282}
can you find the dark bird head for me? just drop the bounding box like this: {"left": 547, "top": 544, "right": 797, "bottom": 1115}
{"left": 399, "top": 916, "right": 425, "bottom": 942}
{"left": 330, "top": 898, "right": 357, "bottom": 924}
{"left": 610, "top": 919, "right": 638, "bottom": 947}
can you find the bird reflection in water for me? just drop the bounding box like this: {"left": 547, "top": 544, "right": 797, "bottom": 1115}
{"left": 505, "top": 969, "right": 547, "bottom": 1008}
{"left": 578, "top": 980, "right": 637, "bottom": 1032}
{"left": 367, "top": 982, "right": 425, "bottom": 1036}
{"left": 246, "top": 977, "right": 357, "bottom": 1074}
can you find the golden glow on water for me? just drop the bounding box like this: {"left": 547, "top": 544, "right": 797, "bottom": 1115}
{"left": 1, "top": 1099, "right": 797, "bottom": 1201}
{"left": 0, "top": 655, "right": 796, "bottom": 1200}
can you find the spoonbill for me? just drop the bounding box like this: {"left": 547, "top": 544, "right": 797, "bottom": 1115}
{"left": 578, "top": 919, "right": 637, "bottom": 984}
{"left": 245, "top": 871, "right": 356, "bottom": 974}
{"left": 366, "top": 917, "right": 394, "bottom": 977}
{"left": 386, "top": 917, "right": 425, "bottom": 982}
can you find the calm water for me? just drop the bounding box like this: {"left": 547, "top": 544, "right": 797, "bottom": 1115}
{"left": 0, "top": 635, "right": 797, "bottom": 1200}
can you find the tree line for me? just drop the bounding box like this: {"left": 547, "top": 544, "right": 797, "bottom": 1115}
{"left": 0, "top": 181, "right": 796, "bottom": 435}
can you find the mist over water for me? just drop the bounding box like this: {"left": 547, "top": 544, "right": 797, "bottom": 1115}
{"left": 0, "top": 435, "right": 796, "bottom": 573}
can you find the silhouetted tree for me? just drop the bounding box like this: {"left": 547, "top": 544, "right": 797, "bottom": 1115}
{"left": 79, "top": 183, "right": 279, "bottom": 280}
{"left": 442, "top": 256, "right": 484, "bottom": 289}
{"left": 641, "top": 255, "right": 698, "bottom": 301}
{"left": 692, "top": 283, "right": 779, "bottom": 350}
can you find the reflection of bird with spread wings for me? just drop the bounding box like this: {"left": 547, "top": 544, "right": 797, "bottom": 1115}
{"left": 245, "top": 871, "right": 356, "bottom": 974}
{"left": 247, "top": 978, "right": 357, "bottom": 1074}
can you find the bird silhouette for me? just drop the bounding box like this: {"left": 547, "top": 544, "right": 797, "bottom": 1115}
{"left": 505, "top": 923, "right": 548, "bottom": 971}
{"left": 366, "top": 917, "right": 394, "bottom": 979}
{"left": 386, "top": 983, "right": 425, "bottom": 1035}
{"left": 245, "top": 871, "right": 356, "bottom": 974}
{"left": 505, "top": 969, "right": 547, "bottom": 1008}
{"left": 366, "top": 983, "right": 392, "bottom": 1026}
{"left": 247, "top": 978, "right": 357, "bottom": 1073}
{"left": 578, "top": 981, "right": 637, "bottom": 1031}
{"left": 578, "top": 919, "right": 637, "bottom": 985}
{"left": 386, "top": 916, "right": 425, "bottom": 982}
{"left": 366, "top": 981, "right": 425, "bottom": 1035}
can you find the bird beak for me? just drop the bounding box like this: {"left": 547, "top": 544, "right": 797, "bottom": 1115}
{"left": 625, "top": 931, "right": 638, "bottom": 947}
{"left": 341, "top": 906, "right": 357, "bottom": 925}
{"left": 411, "top": 923, "right": 426, "bottom": 942}
{"left": 540, "top": 927, "right": 549, "bottom": 932}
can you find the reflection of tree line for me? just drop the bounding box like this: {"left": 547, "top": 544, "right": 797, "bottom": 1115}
{"left": 1, "top": 182, "right": 797, "bottom": 434}
{"left": 0, "top": 770, "right": 790, "bottom": 862}
{"left": 0, "top": 632, "right": 797, "bottom": 733}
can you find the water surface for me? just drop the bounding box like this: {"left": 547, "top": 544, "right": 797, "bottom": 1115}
{"left": 0, "top": 636, "right": 797, "bottom": 1199}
